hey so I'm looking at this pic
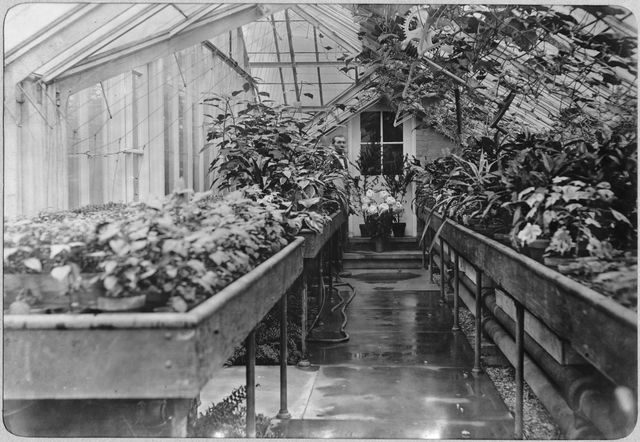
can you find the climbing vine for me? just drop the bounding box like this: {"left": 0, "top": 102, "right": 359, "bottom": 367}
{"left": 342, "top": 4, "right": 636, "bottom": 144}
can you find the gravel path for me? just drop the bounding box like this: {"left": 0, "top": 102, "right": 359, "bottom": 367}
{"left": 457, "top": 306, "right": 563, "bottom": 439}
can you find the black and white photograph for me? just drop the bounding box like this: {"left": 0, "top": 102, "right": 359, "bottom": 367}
{"left": 2, "top": 1, "right": 638, "bottom": 439}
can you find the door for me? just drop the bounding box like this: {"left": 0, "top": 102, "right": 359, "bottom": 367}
{"left": 347, "top": 110, "right": 417, "bottom": 237}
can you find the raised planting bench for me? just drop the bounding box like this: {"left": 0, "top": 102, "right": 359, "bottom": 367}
{"left": 4, "top": 237, "right": 305, "bottom": 437}
{"left": 296, "top": 210, "right": 348, "bottom": 363}
{"left": 421, "top": 208, "right": 636, "bottom": 387}
{"left": 420, "top": 207, "right": 637, "bottom": 438}
{"left": 299, "top": 210, "right": 347, "bottom": 259}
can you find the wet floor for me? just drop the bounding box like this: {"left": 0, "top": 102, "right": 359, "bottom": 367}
{"left": 276, "top": 268, "right": 514, "bottom": 439}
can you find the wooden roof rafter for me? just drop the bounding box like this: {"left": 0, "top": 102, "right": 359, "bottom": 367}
{"left": 38, "top": 4, "right": 169, "bottom": 83}
{"left": 268, "top": 14, "right": 289, "bottom": 105}
{"left": 52, "top": 4, "right": 287, "bottom": 94}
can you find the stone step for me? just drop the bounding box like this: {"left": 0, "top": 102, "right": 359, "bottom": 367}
{"left": 346, "top": 236, "right": 420, "bottom": 252}
{"left": 343, "top": 250, "right": 423, "bottom": 269}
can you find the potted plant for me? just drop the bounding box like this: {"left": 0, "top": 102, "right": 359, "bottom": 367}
{"left": 361, "top": 189, "right": 395, "bottom": 252}
{"left": 383, "top": 154, "right": 418, "bottom": 237}
{"left": 355, "top": 151, "right": 381, "bottom": 237}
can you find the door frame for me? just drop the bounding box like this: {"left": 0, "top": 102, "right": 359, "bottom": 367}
{"left": 347, "top": 107, "right": 417, "bottom": 238}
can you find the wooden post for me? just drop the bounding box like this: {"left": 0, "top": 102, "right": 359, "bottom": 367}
{"left": 147, "top": 58, "right": 165, "bottom": 200}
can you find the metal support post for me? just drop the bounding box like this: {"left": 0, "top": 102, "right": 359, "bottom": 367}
{"left": 277, "top": 295, "right": 291, "bottom": 419}
{"left": 515, "top": 300, "right": 525, "bottom": 438}
{"left": 245, "top": 329, "right": 256, "bottom": 438}
{"left": 473, "top": 268, "right": 483, "bottom": 374}
{"left": 328, "top": 238, "right": 334, "bottom": 296}
{"left": 452, "top": 251, "right": 460, "bottom": 331}
{"left": 297, "top": 271, "right": 310, "bottom": 368}
{"left": 440, "top": 240, "right": 446, "bottom": 303}
{"left": 427, "top": 229, "right": 433, "bottom": 282}
{"left": 317, "top": 251, "right": 324, "bottom": 309}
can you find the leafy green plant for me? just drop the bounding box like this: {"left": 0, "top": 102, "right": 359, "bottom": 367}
{"left": 205, "top": 91, "right": 354, "bottom": 221}
{"left": 188, "top": 385, "right": 274, "bottom": 438}
{"left": 382, "top": 154, "right": 419, "bottom": 222}
{"left": 348, "top": 5, "right": 636, "bottom": 144}
{"left": 4, "top": 188, "right": 310, "bottom": 313}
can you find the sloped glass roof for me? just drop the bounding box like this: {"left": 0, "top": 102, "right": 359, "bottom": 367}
{"left": 3, "top": 3, "right": 637, "bottom": 140}
{"left": 4, "top": 3, "right": 76, "bottom": 52}
{"left": 241, "top": 7, "right": 360, "bottom": 108}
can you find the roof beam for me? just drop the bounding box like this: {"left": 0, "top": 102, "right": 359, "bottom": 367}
{"left": 5, "top": 3, "right": 132, "bottom": 83}
{"left": 268, "top": 14, "right": 289, "bottom": 105}
{"left": 312, "top": 26, "right": 325, "bottom": 106}
{"left": 54, "top": 4, "right": 287, "bottom": 95}
{"left": 293, "top": 6, "right": 360, "bottom": 54}
{"left": 202, "top": 41, "right": 256, "bottom": 87}
{"left": 39, "top": 4, "right": 168, "bottom": 83}
{"left": 5, "top": 4, "right": 96, "bottom": 64}
{"left": 169, "top": 4, "right": 224, "bottom": 36}
{"left": 248, "top": 60, "right": 345, "bottom": 68}
{"left": 284, "top": 10, "right": 301, "bottom": 102}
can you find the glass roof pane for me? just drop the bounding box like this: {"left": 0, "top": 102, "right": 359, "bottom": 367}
{"left": 93, "top": 5, "right": 187, "bottom": 56}
{"left": 5, "top": 3, "right": 77, "bottom": 52}
{"left": 172, "top": 4, "right": 207, "bottom": 17}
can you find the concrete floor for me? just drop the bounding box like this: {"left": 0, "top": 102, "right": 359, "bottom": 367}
{"left": 200, "top": 267, "right": 514, "bottom": 439}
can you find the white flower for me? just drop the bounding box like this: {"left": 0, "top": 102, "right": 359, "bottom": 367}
{"left": 362, "top": 196, "right": 371, "bottom": 205}
{"left": 596, "top": 189, "right": 614, "bottom": 202}
{"left": 517, "top": 223, "right": 542, "bottom": 246}
{"left": 549, "top": 227, "right": 574, "bottom": 256}
{"left": 361, "top": 203, "right": 369, "bottom": 212}
{"left": 367, "top": 204, "right": 378, "bottom": 215}
{"left": 379, "top": 203, "right": 390, "bottom": 213}
{"left": 379, "top": 190, "right": 389, "bottom": 199}
{"left": 365, "top": 189, "right": 374, "bottom": 198}
{"left": 552, "top": 176, "right": 569, "bottom": 184}
{"left": 525, "top": 192, "right": 545, "bottom": 207}
{"left": 385, "top": 196, "right": 396, "bottom": 205}
{"left": 394, "top": 201, "right": 404, "bottom": 213}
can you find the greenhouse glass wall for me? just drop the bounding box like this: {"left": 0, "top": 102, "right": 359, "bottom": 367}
{"left": 3, "top": 2, "right": 638, "bottom": 439}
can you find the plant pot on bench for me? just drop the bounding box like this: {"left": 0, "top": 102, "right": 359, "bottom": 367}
{"left": 392, "top": 222, "right": 406, "bottom": 237}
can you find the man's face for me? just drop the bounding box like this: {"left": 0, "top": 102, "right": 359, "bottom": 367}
{"left": 333, "top": 137, "right": 346, "bottom": 154}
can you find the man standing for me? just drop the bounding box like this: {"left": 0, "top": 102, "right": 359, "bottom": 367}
{"left": 331, "top": 135, "right": 348, "bottom": 170}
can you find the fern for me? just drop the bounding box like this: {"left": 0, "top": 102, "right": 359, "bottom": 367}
{"left": 188, "top": 385, "right": 275, "bottom": 438}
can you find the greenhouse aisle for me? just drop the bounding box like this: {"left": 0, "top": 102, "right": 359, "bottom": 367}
{"left": 275, "top": 266, "right": 515, "bottom": 439}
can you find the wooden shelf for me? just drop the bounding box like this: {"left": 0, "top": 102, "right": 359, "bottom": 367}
{"left": 4, "top": 237, "right": 305, "bottom": 400}
{"left": 421, "top": 208, "right": 637, "bottom": 388}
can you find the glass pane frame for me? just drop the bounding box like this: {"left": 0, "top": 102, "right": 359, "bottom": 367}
{"left": 359, "top": 111, "right": 403, "bottom": 176}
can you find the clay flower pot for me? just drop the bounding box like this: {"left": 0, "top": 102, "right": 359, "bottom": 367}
{"left": 359, "top": 223, "right": 371, "bottom": 237}
{"left": 392, "top": 222, "right": 406, "bottom": 237}
{"left": 97, "top": 294, "right": 146, "bottom": 312}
